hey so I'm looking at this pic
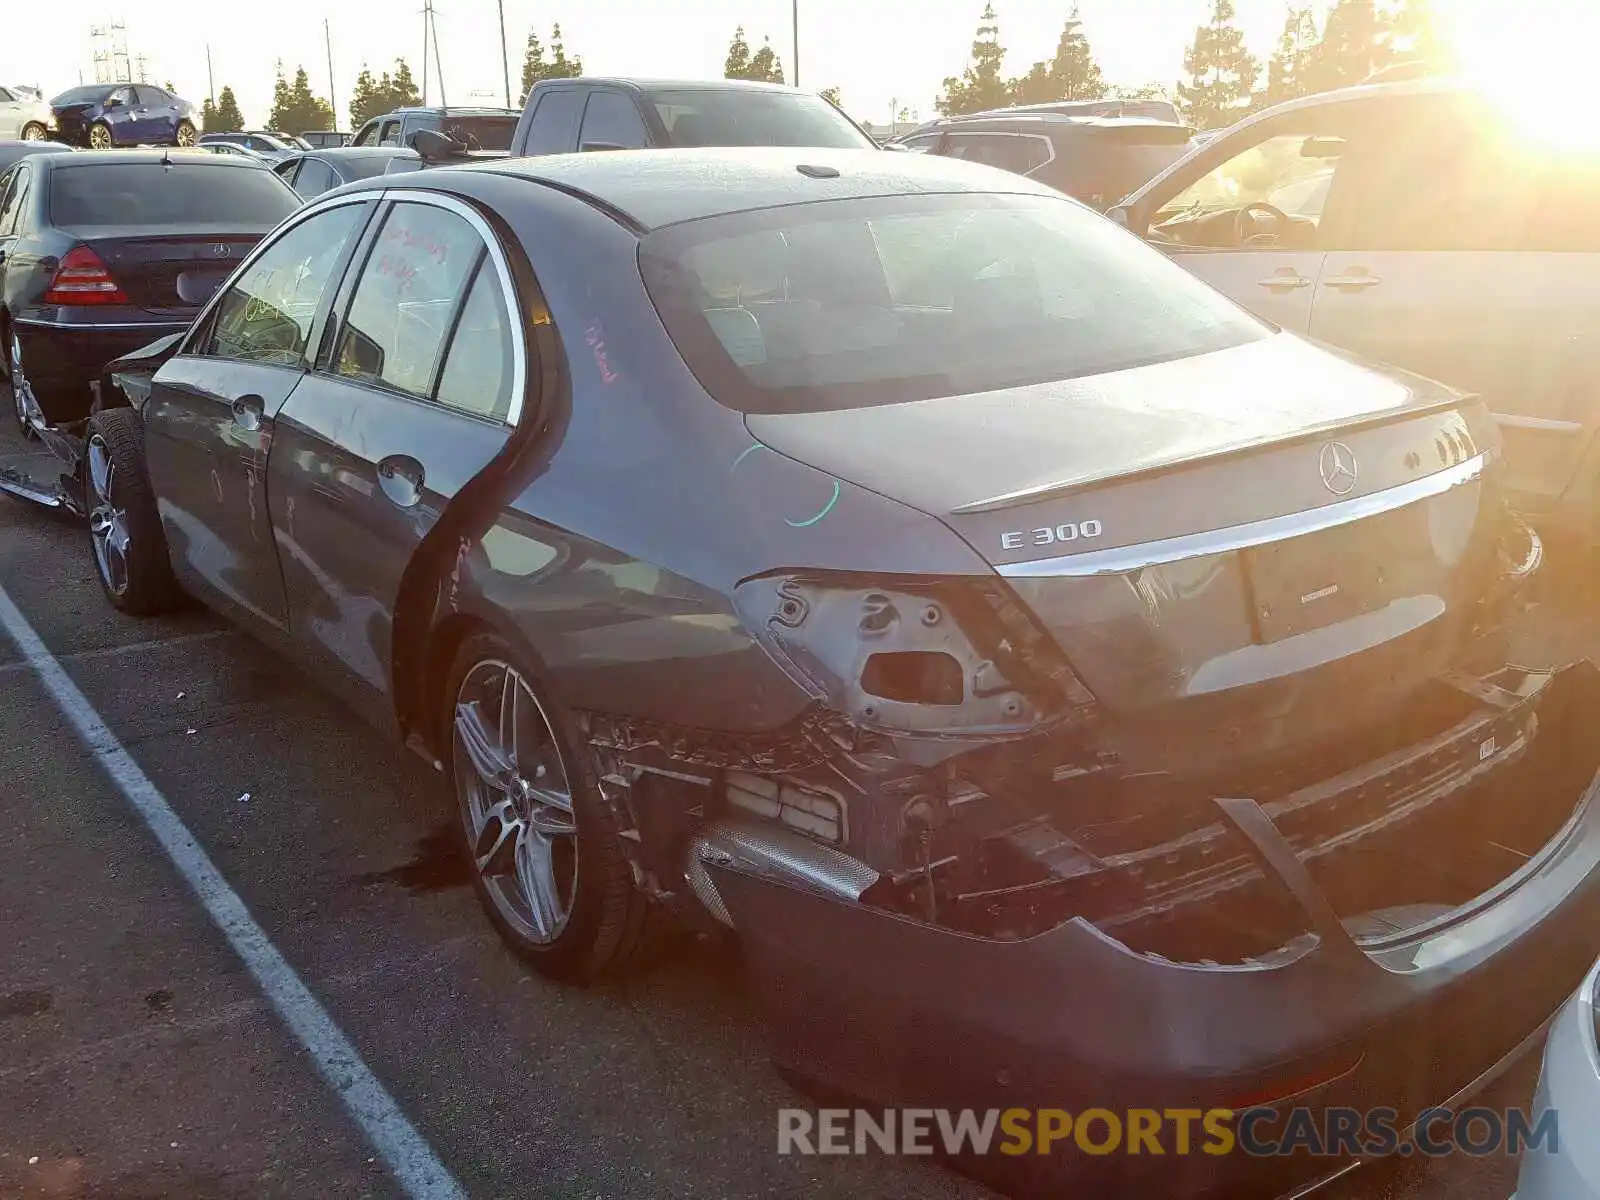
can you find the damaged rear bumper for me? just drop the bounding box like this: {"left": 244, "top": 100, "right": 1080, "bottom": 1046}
{"left": 709, "top": 661, "right": 1600, "bottom": 1197}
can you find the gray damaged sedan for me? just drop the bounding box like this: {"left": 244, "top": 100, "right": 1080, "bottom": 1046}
{"left": 84, "top": 148, "right": 1600, "bottom": 1197}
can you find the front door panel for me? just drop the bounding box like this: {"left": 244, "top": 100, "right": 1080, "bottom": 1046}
{"left": 144, "top": 356, "right": 302, "bottom": 631}
{"left": 1164, "top": 247, "right": 1325, "bottom": 334}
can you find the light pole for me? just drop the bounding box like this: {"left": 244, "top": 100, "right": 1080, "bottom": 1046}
{"left": 792, "top": 0, "right": 799, "bottom": 87}
{"left": 497, "top": 0, "right": 511, "bottom": 108}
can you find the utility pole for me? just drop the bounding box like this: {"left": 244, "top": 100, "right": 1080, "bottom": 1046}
{"left": 325, "top": 20, "right": 337, "bottom": 128}
{"left": 421, "top": 1, "right": 430, "bottom": 105}
{"left": 430, "top": 3, "right": 447, "bottom": 108}
{"left": 497, "top": 0, "right": 511, "bottom": 108}
{"left": 792, "top": 0, "right": 800, "bottom": 86}
{"left": 206, "top": 43, "right": 214, "bottom": 103}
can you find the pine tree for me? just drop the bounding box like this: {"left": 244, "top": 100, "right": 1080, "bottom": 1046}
{"left": 1263, "top": 5, "right": 1319, "bottom": 107}
{"left": 747, "top": 38, "right": 786, "bottom": 84}
{"left": 214, "top": 85, "right": 244, "bottom": 132}
{"left": 547, "top": 24, "right": 583, "bottom": 79}
{"left": 1302, "top": 0, "right": 1387, "bottom": 94}
{"left": 519, "top": 31, "right": 547, "bottom": 104}
{"left": 269, "top": 65, "right": 334, "bottom": 134}
{"left": 349, "top": 67, "right": 383, "bottom": 127}
{"left": 819, "top": 86, "right": 842, "bottom": 108}
{"left": 1177, "top": 0, "right": 1259, "bottom": 130}
{"left": 937, "top": 3, "right": 1009, "bottom": 116}
{"left": 200, "top": 97, "right": 220, "bottom": 133}
{"left": 1049, "top": 8, "right": 1107, "bottom": 100}
{"left": 724, "top": 26, "right": 752, "bottom": 79}
{"left": 388, "top": 59, "right": 422, "bottom": 109}
{"left": 1381, "top": 0, "right": 1454, "bottom": 74}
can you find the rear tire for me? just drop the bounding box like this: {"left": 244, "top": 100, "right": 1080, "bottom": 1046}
{"left": 88, "top": 121, "right": 112, "bottom": 150}
{"left": 444, "top": 632, "right": 658, "bottom": 981}
{"left": 83, "top": 409, "right": 179, "bottom": 616}
{"left": 174, "top": 120, "right": 196, "bottom": 147}
{"left": 20, "top": 122, "right": 47, "bottom": 141}
{"left": 7, "top": 333, "right": 38, "bottom": 440}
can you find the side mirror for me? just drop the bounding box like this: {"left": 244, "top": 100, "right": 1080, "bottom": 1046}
{"left": 104, "top": 96, "right": 123, "bottom": 109}
{"left": 408, "top": 128, "right": 464, "bottom": 161}
{"left": 579, "top": 140, "right": 627, "bottom": 153}
{"left": 1106, "top": 205, "right": 1131, "bottom": 228}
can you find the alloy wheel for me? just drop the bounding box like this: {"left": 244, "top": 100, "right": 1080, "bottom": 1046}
{"left": 175, "top": 123, "right": 196, "bottom": 147}
{"left": 86, "top": 435, "right": 131, "bottom": 598}
{"left": 452, "top": 660, "right": 579, "bottom": 945}
{"left": 89, "top": 124, "right": 111, "bottom": 150}
{"left": 21, "top": 123, "right": 46, "bottom": 141}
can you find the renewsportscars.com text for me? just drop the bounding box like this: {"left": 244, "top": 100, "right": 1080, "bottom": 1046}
{"left": 777, "top": 1105, "right": 1559, "bottom": 1159}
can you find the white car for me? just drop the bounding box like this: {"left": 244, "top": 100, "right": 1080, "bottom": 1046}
{"left": 1516, "top": 957, "right": 1600, "bottom": 1198}
{"left": 1113, "top": 78, "right": 1600, "bottom": 538}
{"left": 0, "top": 84, "right": 54, "bottom": 140}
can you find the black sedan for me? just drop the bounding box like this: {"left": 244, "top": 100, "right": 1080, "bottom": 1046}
{"left": 271, "top": 146, "right": 419, "bottom": 199}
{"left": 0, "top": 139, "right": 72, "bottom": 173}
{"left": 0, "top": 150, "right": 298, "bottom": 432}
{"left": 91, "top": 149, "right": 1599, "bottom": 1197}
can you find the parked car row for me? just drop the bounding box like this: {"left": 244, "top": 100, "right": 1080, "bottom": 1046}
{"left": 2, "top": 74, "right": 1600, "bottom": 1200}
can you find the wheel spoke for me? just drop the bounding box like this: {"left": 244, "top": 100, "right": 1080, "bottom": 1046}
{"left": 497, "top": 667, "right": 520, "bottom": 769}
{"left": 473, "top": 798, "right": 522, "bottom": 876}
{"left": 454, "top": 699, "right": 516, "bottom": 790}
{"left": 88, "top": 442, "right": 111, "bottom": 498}
{"left": 515, "top": 829, "right": 562, "bottom": 939}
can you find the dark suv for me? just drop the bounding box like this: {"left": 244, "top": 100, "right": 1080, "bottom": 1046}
{"left": 350, "top": 105, "right": 519, "bottom": 152}
{"left": 897, "top": 112, "right": 1193, "bottom": 210}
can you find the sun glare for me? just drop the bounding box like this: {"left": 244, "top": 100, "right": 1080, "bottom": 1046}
{"left": 1446, "top": 0, "right": 1600, "bottom": 150}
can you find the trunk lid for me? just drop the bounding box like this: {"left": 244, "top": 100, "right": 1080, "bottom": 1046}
{"left": 61, "top": 226, "right": 262, "bottom": 313}
{"left": 748, "top": 335, "right": 1510, "bottom": 773}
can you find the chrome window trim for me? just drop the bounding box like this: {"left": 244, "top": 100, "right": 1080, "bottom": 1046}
{"left": 997, "top": 450, "right": 1490, "bottom": 579}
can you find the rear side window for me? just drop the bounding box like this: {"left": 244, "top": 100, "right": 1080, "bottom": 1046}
{"left": 579, "top": 92, "right": 649, "bottom": 151}
{"left": 435, "top": 264, "right": 515, "bottom": 421}
{"left": 379, "top": 121, "right": 402, "bottom": 147}
{"left": 641, "top": 191, "right": 1266, "bottom": 413}
{"left": 440, "top": 115, "right": 517, "bottom": 151}
{"left": 293, "top": 158, "right": 337, "bottom": 198}
{"left": 0, "top": 166, "right": 29, "bottom": 237}
{"left": 203, "top": 202, "right": 367, "bottom": 366}
{"left": 525, "top": 90, "right": 583, "bottom": 154}
{"left": 51, "top": 164, "right": 298, "bottom": 227}
{"left": 940, "top": 133, "right": 1051, "bottom": 175}
{"left": 650, "top": 89, "right": 871, "bottom": 149}
{"left": 333, "top": 202, "right": 485, "bottom": 397}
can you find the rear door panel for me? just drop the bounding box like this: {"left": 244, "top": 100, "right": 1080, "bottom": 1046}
{"left": 1163, "top": 246, "right": 1323, "bottom": 333}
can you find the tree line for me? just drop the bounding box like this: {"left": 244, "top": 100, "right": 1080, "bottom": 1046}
{"left": 937, "top": 0, "right": 1450, "bottom": 130}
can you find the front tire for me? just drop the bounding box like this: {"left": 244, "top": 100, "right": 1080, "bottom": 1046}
{"left": 174, "top": 120, "right": 196, "bottom": 147}
{"left": 88, "top": 121, "right": 113, "bottom": 150}
{"left": 445, "top": 632, "right": 655, "bottom": 981}
{"left": 20, "top": 122, "right": 47, "bottom": 141}
{"left": 83, "top": 409, "right": 179, "bottom": 616}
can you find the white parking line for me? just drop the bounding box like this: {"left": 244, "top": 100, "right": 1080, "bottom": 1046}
{"left": 0, "top": 584, "right": 466, "bottom": 1200}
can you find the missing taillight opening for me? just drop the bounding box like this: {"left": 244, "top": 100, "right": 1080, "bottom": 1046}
{"left": 43, "top": 246, "right": 128, "bottom": 305}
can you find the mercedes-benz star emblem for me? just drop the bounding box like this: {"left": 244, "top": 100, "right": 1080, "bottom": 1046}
{"left": 212, "top": 243, "right": 231, "bottom": 257}
{"left": 1318, "top": 441, "right": 1358, "bottom": 496}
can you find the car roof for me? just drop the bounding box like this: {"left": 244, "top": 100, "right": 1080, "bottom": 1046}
{"left": 538, "top": 77, "right": 812, "bottom": 96}
{"left": 1230, "top": 75, "right": 1469, "bottom": 125}
{"left": 305, "top": 146, "right": 415, "bottom": 159}
{"left": 405, "top": 146, "right": 1057, "bottom": 231}
{"left": 377, "top": 106, "right": 519, "bottom": 118}
{"left": 41, "top": 149, "right": 271, "bottom": 172}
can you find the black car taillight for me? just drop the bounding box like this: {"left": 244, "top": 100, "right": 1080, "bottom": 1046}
{"left": 43, "top": 246, "right": 129, "bottom": 306}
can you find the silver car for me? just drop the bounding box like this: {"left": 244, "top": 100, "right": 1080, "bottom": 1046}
{"left": 1516, "top": 957, "right": 1600, "bottom": 1198}
{"left": 0, "top": 84, "right": 54, "bottom": 141}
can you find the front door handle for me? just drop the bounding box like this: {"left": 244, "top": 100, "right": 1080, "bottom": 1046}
{"left": 1323, "top": 270, "right": 1383, "bottom": 292}
{"left": 1257, "top": 269, "right": 1312, "bottom": 292}
{"left": 376, "top": 453, "right": 425, "bottom": 509}
{"left": 230, "top": 393, "right": 264, "bottom": 431}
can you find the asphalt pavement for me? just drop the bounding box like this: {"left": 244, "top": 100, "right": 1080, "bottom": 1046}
{"left": 0, "top": 405, "right": 1584, "bottom": 1200}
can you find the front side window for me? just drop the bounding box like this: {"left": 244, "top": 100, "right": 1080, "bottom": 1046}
{"left": 526, "top": 90, "right": 583, "bottom": 153}
{"left": 0, "top": 166, "right": 28, "bottom": 237}
{"left": 641, "top": 191, "right": 1267, "bottom": 414}
{"left": 352, "top": 121, "right": 379, "bottom": 147}
{"left": 579, "top": 92, "right": 649, "bottom": 151}
{"left": 293, "top": 158, "right": 337, "bottom": 198}
{"left": 0, "top": 88, "right": 14, "bottom": 103}
{"left": 379, "top": 121, "right": 402, "bottom": 147}
{"left": 202, "top": 202, "right": 366, "bottom": 365}
{"left": 107, "top": 87, "right": 133, "bottom": 108}
{"left": 333, "top": 202, "right": 485, "bottom": 398}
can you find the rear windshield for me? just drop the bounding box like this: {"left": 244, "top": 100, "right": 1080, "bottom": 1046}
{"left": 52, "top": 163, "right": 299, "bottom": 228}
{"left": 51, "top": 86, "right": 108, "bottom": 106}
{"left": 440, "top": 116, "right": 517, "bottom": 151}
{"left": 648, "top": 89, "right": 871, "bottom": 149}
{"left": 640, "top": 191, "right": 1266, "bottom": 414}
{"left": 339, "top": 154, "right": 403, "bottom": 180}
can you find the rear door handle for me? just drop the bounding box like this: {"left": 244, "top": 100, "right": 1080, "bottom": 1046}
{"left": 376, "top": 453, "right": 425, "bottom": 509}
{"left": 1323, "top": 271, "right": 1383, "bottom": 292}
{"left": 1257, "top": 269, "right": 1312, "bottom": 292}
{"left": 230, "top": 393, "right": 265, "bottom": 431}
